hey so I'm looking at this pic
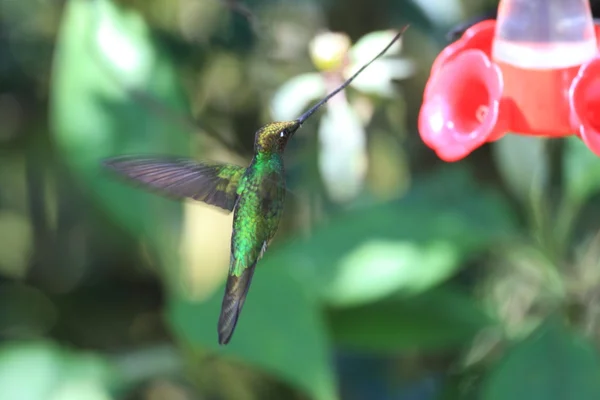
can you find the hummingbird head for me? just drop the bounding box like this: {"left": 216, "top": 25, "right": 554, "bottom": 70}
{"left": 254, "top": 120, "right": 301, "bottom": 153}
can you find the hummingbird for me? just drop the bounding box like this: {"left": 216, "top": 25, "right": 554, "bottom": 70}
{"left": 103, "top": 26, "right": 408, "bottom": 345}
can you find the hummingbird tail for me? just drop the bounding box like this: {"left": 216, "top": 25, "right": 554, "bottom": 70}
{"left": 218, "top": 265, "right": 257, "bottom": 345}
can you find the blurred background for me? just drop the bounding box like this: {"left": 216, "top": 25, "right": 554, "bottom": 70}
{"left": 4, "top": 0, "right": 600, "bottom": 399}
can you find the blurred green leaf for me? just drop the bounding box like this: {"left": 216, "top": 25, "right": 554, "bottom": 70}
{"left": 270, "top": 72, "right": 326, "bottom": 121}
{"left": 492, "top": 134, "right": 547, "bottom": 203}
{"left": 328, "top": 239, "right": 458, "bottom": 305}
{"left": 563, "top": 136, "right": 600, "bottom": 204}
{"left": 264, "top": 165, "right": 518, "bottom": 306}
{"left": 0, "top": 283, "right": 57, "bottom": 337}
{"left": 49, "top": 0, "right": 190, "bottom": 274}
{"left": 167, "top": 265, "right": 336, "bottom": 400}
{"left": 0, "top": 341, "right": 118, "bottom": 400}
{"left": 329, "top": 286, "right": 493, "bottom": 352}
{"left": 482, "top": 317, "right": 600, "bottom": 400}
{"left": 0, "top": 211, "right": 32, "bottom": 279}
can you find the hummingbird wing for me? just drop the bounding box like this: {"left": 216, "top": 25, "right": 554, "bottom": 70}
{"left": 103, "top": 156, "right": 245, "bottom": 211}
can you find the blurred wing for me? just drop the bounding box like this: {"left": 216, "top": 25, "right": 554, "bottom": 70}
{"left": 103, "top": 156, "right": 245, "bottom": 211}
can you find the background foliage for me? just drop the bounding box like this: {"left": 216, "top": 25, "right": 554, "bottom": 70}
{"left": 3, "top": 0, "right": 600, "bottom": 399}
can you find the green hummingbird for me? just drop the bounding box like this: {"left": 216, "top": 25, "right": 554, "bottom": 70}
{"left": 103, "top": 26, "right": 408, "bottom": 345}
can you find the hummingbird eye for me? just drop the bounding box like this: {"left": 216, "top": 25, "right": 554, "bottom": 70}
{"left": 279, "top": 130, "right": 287, "bottom": 138}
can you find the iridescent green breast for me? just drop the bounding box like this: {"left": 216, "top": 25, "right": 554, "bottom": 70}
{"left": 230, "top": 154, "right": 286, "bottom": 276}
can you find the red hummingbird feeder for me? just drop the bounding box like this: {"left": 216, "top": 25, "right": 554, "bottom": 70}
{"left": 418, "top": 0, "right": 600, "bottom": 162}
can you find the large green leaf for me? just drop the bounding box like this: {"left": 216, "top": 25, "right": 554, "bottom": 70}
{"left": 482, "top": 318, "right": 600, "bottom": 400}
{"left": 492, "top": 134, "right": 548, "bottom": 204}
{"left": 329, "top": 286, "right": 494, "bottom": 352}
{"left": 49, "top": 0, "right": 190, "bottom": 269}
{"left": 564, "top": 136, "right": 600, "bottom": 204}
{"left": 0, "top": 283, "right": 57, "bottom": 336}
{"left": 263, "top": 165, "right": 518, "bottom": 306}
{"left": 0, "top": 341, "right": 118, "bottom": 400}
{"left": 167, "top": 265, "right": 337, "bottom": 400}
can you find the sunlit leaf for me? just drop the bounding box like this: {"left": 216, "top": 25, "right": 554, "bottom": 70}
{"left": 330, "top": 240, "right": 457, "bottom": 304}
{"left": 167, "top": 265, "right": 337, "bottom": 400}
{"left": 0, "top": 342, "right": 118, "bottom": 400}
{"left": 263, "top": 165, "right": 518, "bottom": 306}
{"left": 482, "top": 317, "right": 600, "bottom": 400}
{"left": 329, "top": 286, "right": 493, "bottom": 351}
{"left": 49, "top": 0, "right": 190, "bottom": 278}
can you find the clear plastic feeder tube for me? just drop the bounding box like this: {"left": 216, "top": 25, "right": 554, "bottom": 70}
{"left": 492, "top": 0, "right": 597, "bottom": 69}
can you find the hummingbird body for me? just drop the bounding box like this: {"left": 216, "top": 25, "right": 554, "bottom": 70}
{"left": 103, "top": 120, "right": 299, "bottom": 344}
{"left": 218, "top": 121, "right": 297, "bottom": 344}
{"left": 102, "top": 27, "right": 408, "bottom": 345}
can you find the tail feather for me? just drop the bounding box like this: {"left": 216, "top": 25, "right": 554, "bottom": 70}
{"left": 218, "top": 265, "right": 256, "bottom": 345}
